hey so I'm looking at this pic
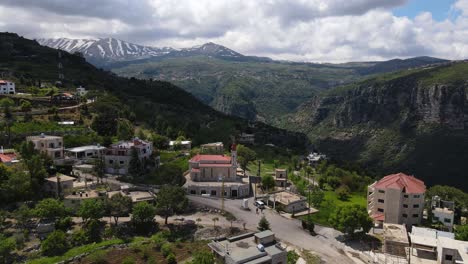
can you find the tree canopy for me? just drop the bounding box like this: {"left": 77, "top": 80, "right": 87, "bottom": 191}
{"left": 34, "top": 198, "right": 67, "bottom": 219}
{"left": 237, "top": 145, "right": 256, "bottom": 172}
{"left": 258, "top": 216, "right": 270, "bottom": 231}
{"left": 78, "top": 199, "right": 105, "bottom": 224}
{"left": 156, "top": 185, "right": 188, "bottom": 225}
{"left": 329, "top": 205, "right": 372, "bottom": 237}
{"left": 107, "top": 192, "right": 133, "bottom": 225}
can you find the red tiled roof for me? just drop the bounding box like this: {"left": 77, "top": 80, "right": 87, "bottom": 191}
{"left": 191, "top": 168, "right": 200, "bottom": 172}
{"left": 0, "top": 80, "right": 7, "bottom": 84}
{"left": 190, "top": 154, "right": 231, "bottom": 163}
{"left": 199, "top": 163, "right": 233, "bottom": 167}
{"left": 372, "top": 213, "right": 385, "bottom": 221}
{"left": 374, "top": 172, "right": 426, "bottom": 194}
{"left": 0, "top": 153, "right": 16, "bottom": 163}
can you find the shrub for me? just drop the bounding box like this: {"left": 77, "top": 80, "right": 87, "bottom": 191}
{"left": 151, "top": 232, "right": 168, "bottom": 250}
{"left": 122, "top": 256, "right": 136, "bottom": 264}
{"left": 161, "top": 242, "right": 173, "bottom": 257}
{"left": 55, "top": 216, "right": 73, "bottom": 231}
{"left": 87, "top": 250, "right": 108, "bottom": 264}
{"left": 166, "top": 252, "right": 177, "bottom": 264}
{"left": 336, "top": 185, "right": 350, "bottom": 201}
{"left": 287, "top": 250, "right": 300, "bottom": 264}
{"left": 41, "top": 230, "right": 69, "bottom": 256}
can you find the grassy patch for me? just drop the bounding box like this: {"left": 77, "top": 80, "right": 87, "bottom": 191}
{"left": 27, "top": 239, "right": 125, "bottom": 264}
{"left": 306, "top": 191, "right": 366, "bottom": 227}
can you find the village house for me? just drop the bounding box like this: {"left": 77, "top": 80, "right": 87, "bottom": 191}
{"left": 169, "top": 140, "right": 191, "bottom": 151}
{"left": 0, "top": 150, "right": 18, "bottom": 165}
{"left": 367, "top": 173, "right": 426, "bottom": 229}
{"left": 64, "top": 144, "right": 106, "bottom": 161}
{"left": 26, "top": 134, "right": 64, "bottom": 160}
{"left": 63, "top": 190, "right": 105, "bottom": 209}
{"left": 76, "top": 86, "right": 87, "bottom": 96}
{"left": 267, "top": 190, "right": 308, "bottom": 214}
{"left": 274, "top": 169, "right": 288, "bottom": 188}
{"left": 184, "top": 144, "right": 249, "bottom": 198}
{"left": 208, "top": 231, "right": 287, "bottom": 264}
{"left": 0, "top": 80, "right": 15, "bottom": 94}
{"left": 200, "top": 142, "right": 224, "bottom": 154}
{"left": 431, "top": 196, "right": 455, "bottom": 232}
{"left": 107, "top": 190, "right": 156, "bottom": 204}
{"left": 104, "top": 138, "right": 153, "bottom": 175}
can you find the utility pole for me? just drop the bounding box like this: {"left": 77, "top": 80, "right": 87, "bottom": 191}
{"left": 219, "top": 176, "right": 225, "bottom": 213}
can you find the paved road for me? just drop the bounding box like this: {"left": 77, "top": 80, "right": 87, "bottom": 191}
{"left": 188, "top": 195, "right": 361, "bottom": 264}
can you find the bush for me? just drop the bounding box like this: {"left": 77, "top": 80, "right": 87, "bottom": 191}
{"left": 287, "top": 250, "right": 300, "bottom": 264}
{"left": 55, "top": 216, "right": 73, "bottom": 231}
{"left": 71, "top": 230, "right": 87, "bottom": 246}
{"left": 87, "top": 250, "right": 108, "bottom": 264}
{"left": 336, "top": 185, "right": 350, "bottom": 201}
{"left": 151, "top": 232, "right": 168, "bottom": 250}
{"left": 166, "top": 252, "right": 177, "bottom": 264}
{"left": 122, "top": 256, "right": 136, "bottom": 264}
{"left": 41, "top": 230, "right": 69, "bottom": 256}
{"left": 161, "top": 242, "right": 173, "bottom": 257}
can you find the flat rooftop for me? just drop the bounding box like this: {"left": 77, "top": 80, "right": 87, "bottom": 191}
{"left": 272, "top": 191, "right": 305, "bottom": 204}
{"left": 383, "top": 223, "right": 409, "bottom": 244}
{"left": 433, "top": 207, "right": 454, "bottom": 214}
{"left": 66, "top": 145, "right": 106, "bottom": 152}
{"left": 46, "top": 174, "right": 76, "bottom": 182}
{"left": 209, "top": 232, "right": 284, "bottom": 263}
{"left": 183, "top": 173, "right": 249, "bottom": 188}
{"left": 27, "top": 135, "right": 62, "bottom": 140}
{"left": 64, "top": 190, "right": 100, "bottom": 200}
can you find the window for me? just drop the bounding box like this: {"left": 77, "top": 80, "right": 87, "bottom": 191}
{"left": 413, "top": 204, "right": 420, "bottom": 208}
{"left": 433, "top": 216, "right": 439, "bottom": 221}
{"left": 414, "top": 195, "right": 421, "bottom": 198}
{"left": 445, "top": 255, "right": 453, "bottom": 261}
{"left": 109, "top": 160, "right": 114, "bottom": 164}
{"left": 378, "top": 190, "right": 385, "bottom": 193}
{"left": 378, "top": 199, "right": 384, "bottom": 203}
{"left": 119, "top": 161, "right": 124, "bottom": 165}
{"left": 49, "top": 143, "right": 55, "bottom": 148}
{"left": 403, "top": 194, "right": 408, "bottom": 198}
{"left": 201, "top": 190, "right": 206, "bottom": 194}
{"left": 59, "top": 142, "right": 62, "bottom": 147}
{"left": 412, "top": 214, "right": 419, "bottom": 218}
{"left": 403, "top": 204, "right": 408, "bottom": 208}
{"left": 190, "top": 190, "right": 196, "bottom": 195}
{"left": 402, "top": 214, "right": 408, "bottom": 218}
{"left": 211, "top": 190, "right": 217, "bottom": 196}
{"left": 444, "top": 218, "right": 451, "bottom": 223}
{"left": 378, "top": 208, "right": 384, "bottom": 212}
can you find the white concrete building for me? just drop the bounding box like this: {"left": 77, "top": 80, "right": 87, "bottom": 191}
{"left": 76, "top": 86, "right": 87, "bottom": 96}
{"left": 104, "top": 138, "right": 153, "bottom": 175}
{"left": 26, "top": 134, "right": 64, "bottom": 160}
{"left": 432, "top": 196, "right": 455, "bottom": 232}
{"left": 65, "top": 145, "right": 106, "bottom": 161}
{"left": 0, "top": 80, "right": 15, "bottom": 94}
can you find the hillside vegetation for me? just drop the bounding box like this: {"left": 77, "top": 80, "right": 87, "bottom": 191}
{"left": 288, "top": 61, "right": 468, "bottom": 190}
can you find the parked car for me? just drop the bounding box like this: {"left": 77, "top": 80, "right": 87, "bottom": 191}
{"left": 254, "top": 200, "right": 265, "bottom": 209}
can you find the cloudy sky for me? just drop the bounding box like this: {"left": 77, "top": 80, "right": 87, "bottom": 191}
{"left": 0, "top": 0, "right": 467, "bottom": 62}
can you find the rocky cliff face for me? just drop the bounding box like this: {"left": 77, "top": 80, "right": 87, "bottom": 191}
{"left": 289, "top": 63, "right": 468, "bottom": 190}
{"left": 295, "top": 79, "right": 467, "bottom": 131}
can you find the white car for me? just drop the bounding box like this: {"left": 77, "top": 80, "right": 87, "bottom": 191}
{"left": 254, "top": 200, "right": 265, "bottom": 209}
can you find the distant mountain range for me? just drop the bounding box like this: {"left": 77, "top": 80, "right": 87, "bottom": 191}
{"left": 36, "top": 38, "right": 271, "bottom": 66}
{"left": 37, "top": 37, "right": 451, "bottom": 125}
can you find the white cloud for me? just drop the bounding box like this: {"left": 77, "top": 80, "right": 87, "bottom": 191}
{"left": 0, "top": 0, "right": 466, "bottom": 62}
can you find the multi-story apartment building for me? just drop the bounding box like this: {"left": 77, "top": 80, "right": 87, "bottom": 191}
{"left": 26, "top": 134, "right": 64, "bottom": 160}
{"left": 367, "top": 173, "right": 426, "bottom": 229}
{"left": 104, "top": 138, "right": 153, "bottom": 175}
{"left": 0, "top": 80, "right": 15, "bottom": 94}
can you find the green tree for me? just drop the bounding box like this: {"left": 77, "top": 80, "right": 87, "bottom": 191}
{"left": 14, "top": 205, "right": 32, "bottom": 230}
{"left": 107, "top": 193, "right": 133, "bottom": 225}
{"left": 261, "top": 175, "right": 275, "bottom": 192}
{"left": 25, "top": 155, "right": 48, "bottom": 192}
{"left": 455, "top": 225, "right": 468, "bottom": 241}
{"left": 0, "top": 98, "right": 14, "bottom": 108}
{"left": 41, "top": 230, "right": 69, "bottom": 256}
{"left": 237, "top": 145, "right": 256, "bottom": 172}
{"left": 18, "top": 141, "right": 37, "bottom": 160}
{"left": 329, "top": 205, "right": 372, "bottom": 237}
{"left": 78, "top": 199, "right": 104, "bottom": 224}
{"left": 151, "top": 134, "right": 169, "bottom": 149}
{"left": 192, "top": 250, "right": 215, "bottom": 264}
{"left": 335, "top": 185, "right": 350, "bottom": 201}
{"left": 35, "top": 198, "right": 67, "bottom": 220}
{"left": 0, "top": 235, "right": 15, "bottom": 263}
{"left": 91, "top": 108, "right": 118, "bottom": 136}
{"left": 93, "top": 157, "right": 106, "bottom": 184}
{"left": 20, "top": 99, "right": 32, "bottom": 112}
{"left": 326, "top": 176, "right": 341, "bottom": 189}
{"left": 287, "top": 250, "right": 300, "bottom": 264}
{"left": 155, "top": 185, "right": 188, "bottom": 225}
{"left": 132, "top": 202, "right": 156, "bottom": 227}
{"left": 128, "top": 147, "right": 143, "bottom": 179}
{"left": 309, "top": 188, "right": 324, "bottom": 208}
{"left": 117, "top": 118, "right": 134, "bottom": 140}
{"left": 258, "top": 216, "right": 270, "bottom": 231}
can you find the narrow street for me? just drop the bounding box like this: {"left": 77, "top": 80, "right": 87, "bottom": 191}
{"left": 188, "top": 195, "right": 363, "bottom": 264}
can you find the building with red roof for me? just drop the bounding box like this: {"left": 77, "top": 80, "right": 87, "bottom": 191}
{"left": 367, "top": 173, "right": 426, "bottom": 229}
{"left": 184, "top": 145, "right": 249, "bottom": 198}
{"left": 0, "top": 152, "right": 18, "bottom": 165}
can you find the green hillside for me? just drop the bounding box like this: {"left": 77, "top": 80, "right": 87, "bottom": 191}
{"left": 288, "top": 61, "right": 468, "bottom": 190}
{"left": 0, "top": 32, "right": 307, "bottom": 150}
